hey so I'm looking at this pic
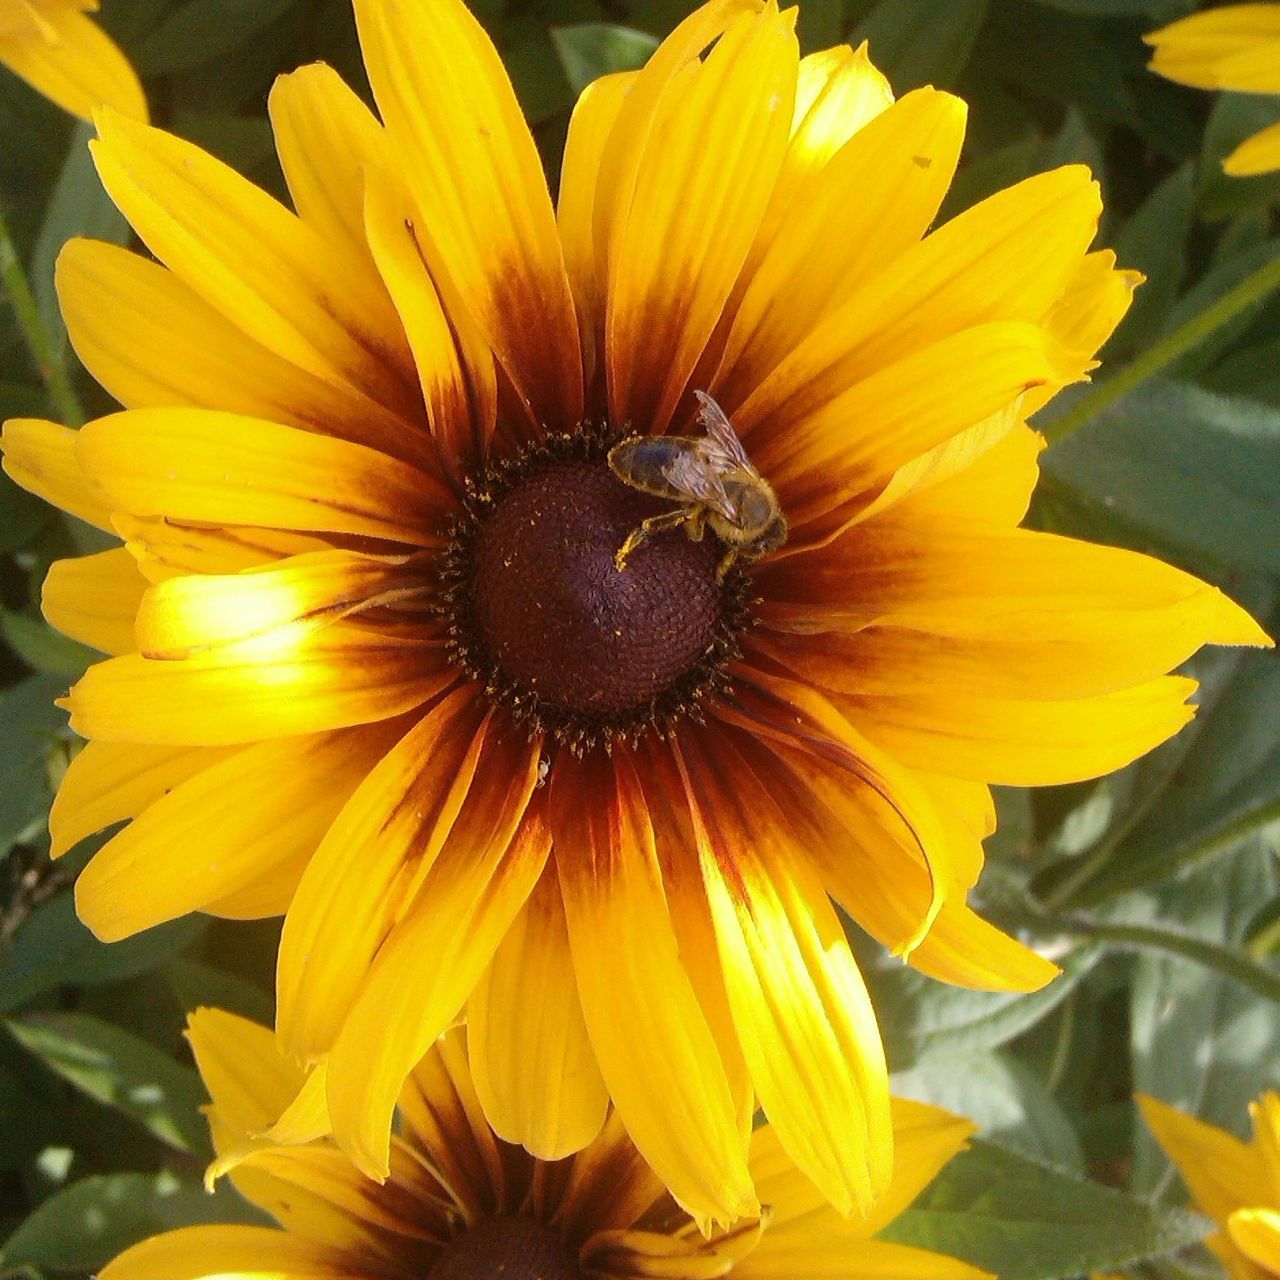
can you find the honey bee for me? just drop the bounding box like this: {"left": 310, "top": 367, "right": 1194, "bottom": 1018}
{"left": 608, "top": 391, "right": 788, "bottom": 579}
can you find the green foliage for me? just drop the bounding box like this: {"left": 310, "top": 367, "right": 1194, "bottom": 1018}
{"left": 0, "top": 0, "right": 1278, "bottom": 1277}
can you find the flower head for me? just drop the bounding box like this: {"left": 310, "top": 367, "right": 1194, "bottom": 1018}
{"left": 1139, "top": 1091, "right": 1280, "bottom": 1279}
{"left": 1145, "top": 4, "right": 1280, "bottom": 174}
{"left": 2, "top": 0, "right": 1269, "bottom": 1226}
{"left": 102, "top": 1007, "right": 986, "bottom": 1280}
{"left": 0, "top": 0, "right": 145, "bottom": 122}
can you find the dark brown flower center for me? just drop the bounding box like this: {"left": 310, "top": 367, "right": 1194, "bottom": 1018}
{"left": 426, "top": 1215, "right": 583, "bottom": 1280}
{"left": 440, "top": 432, "right": 752, "bottom": 752}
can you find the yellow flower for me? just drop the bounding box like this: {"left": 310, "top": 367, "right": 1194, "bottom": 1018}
{"left": 1139, "top": 1092, "right": 1280, "bottom": 1279}
{"left": 102, "top": 1007, "right": 987, "bottom": 1280}
{"left": 1145, "top": 4, "right": 1280, "bottom": 174}
{"left": 1, "top": 0, "right": 1269, "bottom": 1224}
{"left": 0, "top": 0, "right": 145, "bottom": 122}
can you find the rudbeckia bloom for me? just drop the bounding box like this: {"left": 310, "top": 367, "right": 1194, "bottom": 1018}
{"left": 103, "top": 1008, "right": 986, "bottom": 1280}
{"left": 2, "top": 0, "right": 1269, "bottom": 1225}
{"left": 0, "top": 0, "right": 145, "bottom": 122}
{"left": 1139, "top": 1092, "right": 1280, "bottom": 1278}
{"left": 1145, "top": 4, "right": 1280, "bottom": 174}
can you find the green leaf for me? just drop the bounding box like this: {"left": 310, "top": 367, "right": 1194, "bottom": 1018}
{"left": 134, "top": 0, "right": 294, "bottom": 74}
{"left": 5, "top": 1012, "right": 207, "bottom": 1153}
{"left": 1042, "top": 379, "right": 1280, "bottom": 575}
{"left": 1111, "top": 164, "right": 1194, "bottom": 353}
{"left": 1, "top": 610, "right": 98, "bottom": 680}
{"left": 0, "top": 1171, "right": 264, "bottom": 1273}
{"left": 551, "top": 24, "right": 658, "bottom": 96}
{"left": 0, "top": 673, "right": 66, "bottom": 850}
{"left": 1022, "top": 0, "right": 1181, "bottom": 12}
{"left": 880, "top": 1138, "right": 1210, "bottom": 1279}
{"left": 864, "top": 944, "right": 1098, "bottom": 1069}
{"left": 0, "top": 892, "right": 205, "bottom": 1013}
{"left": 1198, "top": 93, "right": 1280, "bottom": 221}
{"left": 1130, "top": 845, "right": 1280, "bottom": 1196}
{"left": 800, "top": 0, "right": 845, "bottom": 50}
{"left": 32, "top": 122, "right": 128, "bottom": 363}
{"left": 852, "top": 0, "right": 988, "bottom": 92}
{"left": 164, "top": 958, "right": 274, "bottom": 1026}
{"left": 0, "top": 464, "right": 50, "bottom": 554}
{"left": 893, "top": 1049, "right": 1085, "bottom": 1169}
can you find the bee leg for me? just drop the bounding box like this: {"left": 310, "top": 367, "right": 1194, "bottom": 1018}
{"left": 687, "top": 509, "right": 707, "bottom": 542}
{"left": 614, "top": 510, "right": 690, "bottom": 571}
{"left": 714, "top": 546, "right": 739, "bottom": 583}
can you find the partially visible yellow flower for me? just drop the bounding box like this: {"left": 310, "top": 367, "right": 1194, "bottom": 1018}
{"left": 1145, "top": 4, "right": 1280, "bottom": 174}
{"left": 101, "top": 1007, "right": 987, "bottom": 1280}
{"left": 1139, "top": 1091, "right": 1280, "bottom": 1279}
{"left": 0, "top": 0, "right": 146, "bottom": 122}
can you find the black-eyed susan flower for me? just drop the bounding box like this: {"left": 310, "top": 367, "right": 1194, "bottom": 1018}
{"left": 1, "top": 0, "right": 1270, "bottom": 1226}
{"left": 103, "top": 1007, "right": 986, "bottom": 1280}
{"left": 0, "top": 0, "right": 145, "bottom": 122}
{"left": 1145, "top": 4, "right": 1280, "bottom": 174}
{"left": 1140, "top": 1092, "right": 1280, "bottom": 1278}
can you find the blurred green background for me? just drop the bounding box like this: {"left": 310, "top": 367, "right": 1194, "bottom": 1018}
{"left": 1, "top": 0, "right": 1279, "bottom": 1276}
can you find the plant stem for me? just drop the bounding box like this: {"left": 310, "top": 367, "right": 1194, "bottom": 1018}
{"left": 1043, "top": 249, "right": 1280, "bottom": 445}
{"left": 1004, "top": 907, "right": 1280, "bottom": 1005}
{"left": 0, "top": 205, "right": 83, "bottom": 427}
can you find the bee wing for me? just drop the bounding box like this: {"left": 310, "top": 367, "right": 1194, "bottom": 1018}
{"left": 662, "top": 448, "right": 737, "bottom": 520}
{"left": 693, "top": 390, "right": 754, "bottom": 471}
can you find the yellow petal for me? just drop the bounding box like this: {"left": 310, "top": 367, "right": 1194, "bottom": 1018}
{"left": 352, "top": 0, "right": 582, "bottom": 428}
{"left": 1138, "top": 1094, "right": 1266, "bottom": 1224}
{"left": 675, "top": 729, "right": 891, "bottom": 1215}
{"left": 326, "top": 782, "right": 548, "bottom": 1181}
{"left": 557, "top": 70, "right": 635, "bottom": 386}
{"left": 468, "top": 866, "right": 609, "bottom": 1161}
{"left": 780, "top": 42, "right": 894, "bottom": 206}
{"left": 909, "top": 900, "right": 1060, "bottom": 993}
{"left": 49, "top": 739, "right": 230, "bottom": 858}
{"left": 55, "top": 239, "right": 430, "bottom": 469}
{"left": 1226, "top": 120, "right": 1280, "bottom": 176}
{"left": 1145, "top": 6, "right": 1280, "bottom": 92}
{"left": 62, "top": 622, "right": 451, "bottom": 745}
{"left": 113, "top": 514, "right": 333, "bottom": 581}
{"left": 759, "top": 322, "right": 1061, "bottom": 524}
{"left": 554, "top": 1113, "right": 668, "bottom": 1239}
{"left": 42, "top": 546, "right": 145, "bottom": 654}
{"left": 186, "top": 1008, "right": 306, "bottom": 1137}
{"left": 1, "top": 418, "right": 112, "bottom": 530}
{"left": 870, "top": 419, "right": 1042, "bottom": 529}
{"left": 552, "top": 749, "right": 756, "bottom": 1227}
{"left": 582, "top": 1222, "right": 763, "bottom": 1279}
{"left": 851, "top": 676, "right": 1200, "bottom": 786}
{"left": 762, "top": 524, "right": 1272, "bottom": 687}
{"left": 268, "top": 63, "right": 387, "bottom": 258}
{"left": 134, "top": 550, "right": 420, "bottom": 659}
{"left": 738, "top": 1235, "right": 989, "bottom": 1280}
{"left": 1228, "top": 1209, "right": 1280, "bottom": 1274}
{"left": 719, "top": 86, "right": 965, "bottom": 406}
{"left": 733, "top": 166, "right": 1101, "bottom": 438}
{"left": 398, "top": 1028, "right": 506, "bottom": 1220}
{"left": 74, "top": 724, "right": 392, "bottom": 941}
{"left": 714, "top": 669, "right": 954, "bottom": 950}
{"left": 78, "top": 408, "right": 446, "bottom": 545}
{"left": 363, "top": 177, "right": 494, "bottom": 479}
{"left": 99, "top": 1225, "right": 352, "bottom": 1280}
{"left": 606, "top": 4, "right": 797, "bottom": 434}
{"left": 0, "top": 7, "right": 145, "bottom": 123}
{"left": 277, "top": 690, "right": 490, "bottom": 1061}
{"left": 747, "top": 1096, "right": 973, "bottom": 1240}
{"left": 91, "top": 110, "right": 418, "bottom": 413}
